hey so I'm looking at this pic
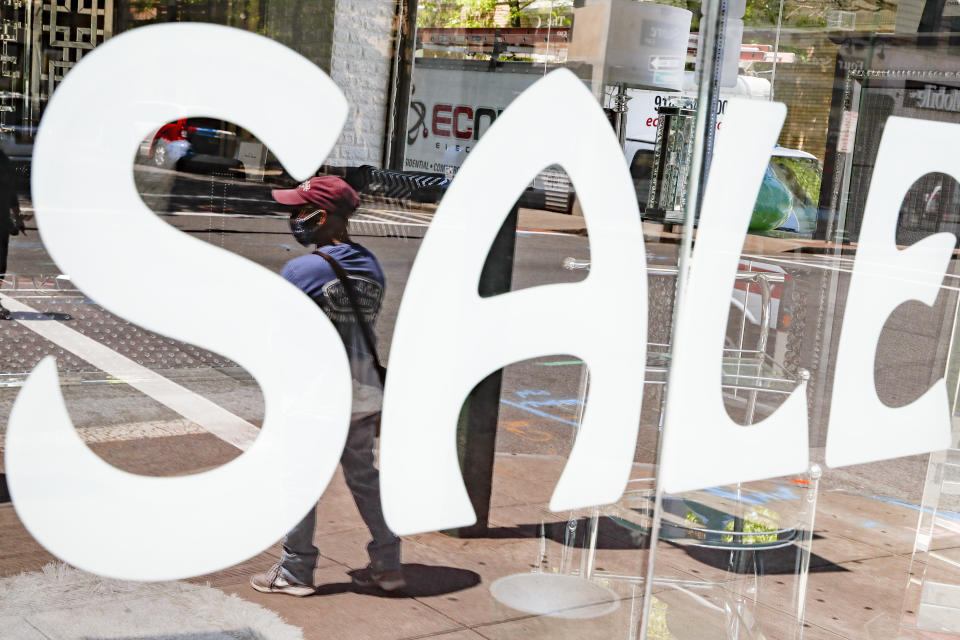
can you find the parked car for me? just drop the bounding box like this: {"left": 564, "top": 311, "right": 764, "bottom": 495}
{"left": 147, "top": 119, "right": 190, "bottom": 169}
{"left": 142, "top": 118, "right": 244, "bottom": 176}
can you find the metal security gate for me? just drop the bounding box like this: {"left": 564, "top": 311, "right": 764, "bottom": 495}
{"left": 0, "top": 0, "right": 113, "bottom": 130}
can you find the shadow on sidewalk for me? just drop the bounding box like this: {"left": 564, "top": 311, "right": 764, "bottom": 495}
{"left": 484, "top": 517, "right": 646, "bottom": 550}
{"left": 8, "top": 311, "right": 72, "bottom": 321}
{"left": 484, "top": 519, "right": 847, "bottom": 575}
{"left": 678, "top": 540, "right": 848, "bottom": 575}
{"left": 312, "top": 563, "right": 480, "bottom": 599}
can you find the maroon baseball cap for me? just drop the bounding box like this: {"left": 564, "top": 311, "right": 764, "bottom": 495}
{"left": 272, "top": 176, "right": 359, "bottom": 217}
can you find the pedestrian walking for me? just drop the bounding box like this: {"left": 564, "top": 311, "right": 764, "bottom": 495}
{"left": 250, "top": 176, "right": 403, "bottom": 596}
{"left": 0, "top": 149, "right": 23, "bottom": 320}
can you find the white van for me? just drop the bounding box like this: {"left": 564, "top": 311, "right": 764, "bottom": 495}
{"left": 623, "top": 75, "right": 823, "bottom": 235}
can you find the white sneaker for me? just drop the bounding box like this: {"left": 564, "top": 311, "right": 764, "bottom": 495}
{"left": 250, "top": 564, "right": 316, "bottom": 597}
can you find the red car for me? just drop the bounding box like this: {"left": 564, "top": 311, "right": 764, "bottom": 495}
{"left": 145, "top": 118, "right": 241, "bottom": 174}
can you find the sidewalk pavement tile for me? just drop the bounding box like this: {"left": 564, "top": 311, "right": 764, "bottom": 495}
{"left": 814, "top": 490, "right": 920, "bottom": 556}
{"left": 737, "top": 553, "right": 915, "bottom": 639}
{"left": 801, "top": 528, "right": 905, "bottom": 566}
{"left": 429, "top": 631, "right": 490, "bottom": 639}
{"left": 780, "top": 622, "right": 847, "bottom": 640}
{"left": 487, "top": 455, "right": 566, "bottom": 509}
{"left": 750, "top": 603, "right": 848, "bottom": 640}
{"left": 314, "top": 469, "right": 379, "bottom": 537}
{"left": 517, "top": 209, "right": 586, "bottom": 235}
{"left": 750, "top": 599, "right": 937, "bottom": 640}
{"left": 89, "top": 431, "right": 241, "bottom": 477}
{"left": 219, "top": 565, "right": 465, "bottom": 640}
{"left": 926, "top": 527, "right": 960, "bottom": 554}
{"left": 908, "top": 545, "right": 960, "bottom": 589}
{"left": 651, "top": 577, "right": 911, "bottom": 639}
{"left": 311, "top": 529, "right": 375, "bottom": 570}
{"left": 0, "top": 504, "right": 56, "bottom": 577}
{"left": 0, "top": 616, "right": 48, "bottom": 639}
{"left": 475, "top": 608, "right": 637, "bottom": 640}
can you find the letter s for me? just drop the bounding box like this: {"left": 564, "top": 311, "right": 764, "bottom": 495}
{"left": 4, "top": 24, "right": 353, "bottom": 581}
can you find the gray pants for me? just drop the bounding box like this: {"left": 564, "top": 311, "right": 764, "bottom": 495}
{"left": 280, "top": 411, "right": 401, "bottom": 585}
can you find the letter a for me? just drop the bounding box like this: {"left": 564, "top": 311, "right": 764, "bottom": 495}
{"left": 379, "top": 69, "right": 648, "bottom": 535}
{"left": 826, "top": 117, "right": 956, "bottom": 468}
{"left": 659, "top": 99, "right": 810, "bottom": 494}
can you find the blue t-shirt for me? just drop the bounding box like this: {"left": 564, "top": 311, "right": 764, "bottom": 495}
{"left": 281, "top": 242, "right": 385, "bottom": 312}
{"left": 282, "top": 242, "right": 386, "bottom": 411}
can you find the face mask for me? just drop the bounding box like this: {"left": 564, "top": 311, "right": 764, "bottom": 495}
{"left": 289, "top": 209, "right": 324, "bottom": 246}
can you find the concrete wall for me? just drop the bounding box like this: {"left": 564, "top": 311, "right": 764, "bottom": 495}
{"left": 264, "top": 0, "right": 397, "bottom": 168}
{"left": 326, "top": 0, "right": 397, "bottom": 167}
{"left": 771, "top": 33, "right": 839, "bottom": 162}
{"left": 264, "top": 0, "right": 337, "bottom": 74}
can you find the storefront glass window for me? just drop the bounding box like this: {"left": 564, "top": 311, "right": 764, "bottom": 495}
{"left": 1, "top": 0, "right": 960, "bottom": 638}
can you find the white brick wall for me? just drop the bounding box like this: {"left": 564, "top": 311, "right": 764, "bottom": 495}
{"left": 327, "top": 0, "right": 396, "bottom": 167}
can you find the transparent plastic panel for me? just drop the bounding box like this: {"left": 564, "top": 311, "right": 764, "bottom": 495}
{"left": 639, "top": 0, "right": 960, "bottom": 637}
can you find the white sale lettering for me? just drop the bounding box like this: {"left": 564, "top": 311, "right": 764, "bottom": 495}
{"left": 1, "top": 24, "right": 955, "bottom": 578}
{"left": 658, "top": 98, "right": 811, "bottom": 494}
{"left": 826, "top": 117, "right": 957, "bottom": 468}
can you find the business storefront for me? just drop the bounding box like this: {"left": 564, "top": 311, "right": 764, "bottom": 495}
{"left": 1, "top": 0, "right": 959, "bottom": 638}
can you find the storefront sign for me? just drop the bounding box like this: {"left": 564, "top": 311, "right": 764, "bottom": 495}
{"left": 906, "top": 81, "right": 960, "bottom": 113}
{"left": 3, "top": 23, "right": 957, "bottom": 580}
{"left": 402, "top": 65, "right": 543, "bottom": 173}
{"left": 837, "top": 110, "right": 858, "bottom": 153}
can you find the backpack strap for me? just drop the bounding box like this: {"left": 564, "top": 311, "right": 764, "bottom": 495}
{"left": 313, "top": 250, "right": 386, "bottom": 385}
